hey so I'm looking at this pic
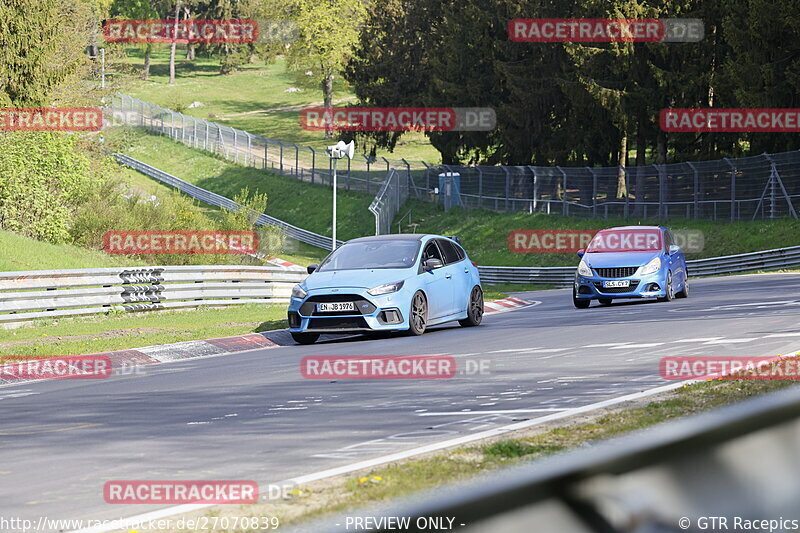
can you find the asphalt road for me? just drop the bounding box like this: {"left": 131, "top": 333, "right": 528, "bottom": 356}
{"left": 3, "top": 273, "right": 800, "bottom": 530}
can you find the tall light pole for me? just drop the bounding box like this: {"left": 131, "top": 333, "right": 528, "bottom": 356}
{"left": 325, "top": 140, "right": 355, "bottom": 250}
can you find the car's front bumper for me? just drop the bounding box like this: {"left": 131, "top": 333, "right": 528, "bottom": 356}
{"left": 287, "top": 287, "right": 412, "bottom": 333}
{"left": 574, "top": 270, "right": 668, "bottom": 300}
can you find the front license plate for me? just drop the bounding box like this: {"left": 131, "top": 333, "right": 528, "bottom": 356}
{"left": 603, "top": 280, "right": 630, "bottom": 288}
{"left": 317, "top": 302, "right": 355, "bottom": 312}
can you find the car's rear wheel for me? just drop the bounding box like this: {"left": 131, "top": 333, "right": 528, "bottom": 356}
{"left": 407, "top": 291, "right": 428, "bottom": 335}
{"left": 573, "top": 287, "right": 590, "bottom": 309}
{"left": 459, "top": 286, "right": 484, "bottom": 327}
{"left": 291, "top": 332, "right": 320, "bottom": 345}
{"left": 675, "top": 276, "right": 689, "bottom": 298}
{"left": 658, "top": 271, "right": 675, "bottom": 302}
{"left": 598, "top": 298, "right": 612, "bottom": 306}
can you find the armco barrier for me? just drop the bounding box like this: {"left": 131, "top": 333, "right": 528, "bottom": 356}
{"left": 116, "top": 153, "right": 800, "bottom": 286}
{"left": 310, "top": 385, "right": 800, "bottom": 533}
{"left": 113, "top": 153, "right": 343, "bottom": 250}
{"left": 0, "top": 265, "right": 306, "bottom": 328}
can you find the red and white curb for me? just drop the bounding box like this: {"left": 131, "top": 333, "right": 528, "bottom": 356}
{"left": 266, "top": 257, "right": 306, "bottom": 272}
{"left": 484, "top": 296, "right": 537, "bottom": 314}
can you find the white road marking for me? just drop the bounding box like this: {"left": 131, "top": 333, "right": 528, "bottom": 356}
{"left": 764, "top": 332, "right": 800, "bottom": 338}
{"left": 418, "top": 408, "right": 568, "bottom": 416}
{"left": 703, "top": 338, "right": 758, "bottom": 344}
{"left": 583, "top": 342, "right": 631, "bottom": 348}
{"left": 609, "top": 343, "right": 664, "bottom": 349}
{"left": 671, "top": 337, "right": 723, "bottom": 343}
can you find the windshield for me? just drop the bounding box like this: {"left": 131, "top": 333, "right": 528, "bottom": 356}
{"left": 586, "top": 229, "right": 663, "bottom": 253}
{"left": 317, "top": 240, "right": 421, "bottom": 271}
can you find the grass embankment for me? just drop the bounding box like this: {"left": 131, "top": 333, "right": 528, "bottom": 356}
{"left": 0, "top": 304, "right": 286, "bottom": 358}
{"left": 157, "top": 378, "right": 796, "bottom": 532}
{"left": 119, "top": 48, "right": 440, "bottom": 163}
{"left": 0, "top": 230, "right": 140, "bottom": 271}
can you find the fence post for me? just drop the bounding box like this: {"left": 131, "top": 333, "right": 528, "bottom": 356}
{"left": 557, "top": 166, "right": 567, "bottom": 216}
{"left": 724, "top": 157, "right": 736, "bottom": 221}
{"left": 657, "top": 164, "right": 666, "bottom": 219}
{"left": 279, "top": 142, "right": 284, "bottom": 175}
{"left": 530, "top": 166, "right": 538, "bottom": 213}
{"left": 622, "top": 166, "right": 629, "bottom": 218}
{"left": 364, "top": 154, "right": 372, "bottom": 192}
{"left": 687, "top": 161, "right": 698, "bottom": 219}
{"left": 503, "top": 167, "right": 511, "bottom": 212}
{"left": 588, "top": 166, "right": 597, "bottom": 217}
{"left": 477, "top": 167, "right": 484, "bottom": 210}
{"left": 310, "top": 147, "right": 317, "bottom": 183}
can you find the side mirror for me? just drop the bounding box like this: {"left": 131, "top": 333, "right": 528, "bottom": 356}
{"left": 668, "top": 245, "right": 680, "bottom": 255}
{"left": 307, "top": 264, "right": 318, "bottom": 274}
{"left": 423, "top": 258, "right": 443, "bottom": 271}
{"left": 576, "top": 249, "right": 585, "bottom": 258}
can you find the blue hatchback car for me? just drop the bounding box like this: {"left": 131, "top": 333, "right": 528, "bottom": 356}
{"left": 287, "top": 234, "right": 484, "bottom": 344}
{"left": 573, "top": 226, "right": 688, "bottom": 308}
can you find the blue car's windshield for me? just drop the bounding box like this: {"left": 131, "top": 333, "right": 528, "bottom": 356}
{"left": 317, "top": 240, "right": 421, "bottom": 271}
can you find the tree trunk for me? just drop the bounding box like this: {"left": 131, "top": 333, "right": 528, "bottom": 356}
{"left": 322, "top": 71, "right": 334, "bottom": 139}
{"left": 184, "top": 5, "right": 195, "bottom": 60}
{"left": 169, "top": 2, "right": 180, "bottom": 84}
{"left": 142, "top": 44, "right": 152, "bottom": 80}
{"left": 656, "top": 131, "right": 666, "bottom": 165}
{"left": 633, "top": 116, "right": 647, "bottom": 216}
{"left": 616, "top": 134, "right": 627, "bottom": 198}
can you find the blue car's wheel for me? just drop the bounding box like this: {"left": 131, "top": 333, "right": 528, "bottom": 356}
{"left": 658, "top": 271, "right": 675, "bottom": 302}
{"left": 676, "top": 277, "right": 689, "bottom": 298}
{"left": 573, "top": 287, "right": 590, "bottom": 309}
{"left": 407, "top": 291, "right": 427, "bottom": 336}
{"left": 459, "top": 286, "right": 484, "bottom": 327}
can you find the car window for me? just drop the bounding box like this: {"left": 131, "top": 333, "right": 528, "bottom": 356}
{"left": 664, "top": 230, "right": 674, "bottom": 250}
{"left": 437, "top": 239, "right": 462, "bottom": 264}
{"left": 317, "top": 240, "right": 420, "bottom": 271}
{"left": 454, "top": 243, "right": 466, "bottom": 261}
{"left": 421, "top": 241, "right": 444, "bottom": 263}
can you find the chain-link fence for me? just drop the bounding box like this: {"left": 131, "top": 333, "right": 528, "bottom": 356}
{"left": 109, "top": 94, "right": 800, "bottom": 225}
{"left": 109, "top": 94, "right": 429, "bottom": 197}
{"left": 369, "top": 169, "right": 411, "bottom": 235}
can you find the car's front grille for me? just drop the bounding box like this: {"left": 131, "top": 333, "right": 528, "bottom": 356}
{"left": 594, "top": 267, "right": 638, "bottom": 278}
{"left": 307, "top": 317, "right": 369, "bottom": 330}
{"left": 593, "top": 281, "right": 640, "bottom": 293}
{"left": 300, "top": 294, "right": 376, "bottom": 316}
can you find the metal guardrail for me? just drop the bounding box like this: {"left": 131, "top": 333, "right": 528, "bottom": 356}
{"left": 114, "top": 153, "right": 343, "bottom": 250}
{"left": 0, "top": 265, "right": 306, "bottom": 328}
{"left": 312, "top": 385, "right": 800, "bottom": 533}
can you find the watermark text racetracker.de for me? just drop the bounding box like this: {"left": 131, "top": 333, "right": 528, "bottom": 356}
{"left": 301, "top": 356, "right": 494, "bottom": 379}
{"left": 661, "top": 355, "right": 800, "bottom": 381}
{"left": 509, "top": 229, "right": 704, "bottom": 253}
{"left": 103, "top": 230, "right": 259, "bottom": 255}
{"left": 508, "top": 18, "right": 704, "bottom": 42}
{"left": 300, "top": 107, "right": 496, "bottom": 132}
{"left": 0, "top": 107, "right": 102, "bottom": 131}
{"left": 661, "top": 108, "right": 800, "bottom": 132}
{"left": 102, "top": 19, "right": 297, "bottom": 44}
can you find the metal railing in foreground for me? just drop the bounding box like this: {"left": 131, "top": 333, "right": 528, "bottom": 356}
{"left": 311, "top": 385, "right": 800, "bottom": 532}
{"left": 0, "top": 265, "right": 306, "bottom": 328}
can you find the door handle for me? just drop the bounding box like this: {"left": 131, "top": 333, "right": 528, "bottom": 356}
{"left": 445, "top": 274, "right": 452, "bottom": 279}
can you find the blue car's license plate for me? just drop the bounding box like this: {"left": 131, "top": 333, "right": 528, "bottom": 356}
{"left": 317, "top": 302, "right": 355, "bottom": 312}
{"left": 602, "top": 280, "right": 630, "bottom": 288}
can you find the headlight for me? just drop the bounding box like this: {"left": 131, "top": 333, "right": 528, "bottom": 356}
{"left": 639, "top": 257, "right": 661, "bottom": 275}
{"left": 577, "top": 260, "right": 592, "bottom": 277}
{"left": 367, "top": 280, "right": 404, "bottom": 296}
{"left": 291, "top": 284, "right": 307, "bottom": 299}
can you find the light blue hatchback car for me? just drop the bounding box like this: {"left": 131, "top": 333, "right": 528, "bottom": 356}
{"left": 573, "top": 226, "right": 689, "bottom": 308}
{"left": 287, "top": 234, "right": 484, "bottom": 344}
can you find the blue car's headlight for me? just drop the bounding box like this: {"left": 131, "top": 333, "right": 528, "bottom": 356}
{"left": 638, "top": 257, "right": 661, "bottom": 276}
{"left": 577, "top": 260, "right": 592, "bottom": 277}
{"left": 291, "top": 284, "right": 307, "bottom": 299}
{"left": 367, "top": 280, "right": 404, "bottom": 296}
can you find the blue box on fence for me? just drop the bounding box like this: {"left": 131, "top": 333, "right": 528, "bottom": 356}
{"left": 438, "top": 172, "right": 461, "bottom": 207}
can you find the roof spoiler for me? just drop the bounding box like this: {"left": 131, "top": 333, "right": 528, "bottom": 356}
{"left": 448, "top": 235, "right": 462, "bottom": 244}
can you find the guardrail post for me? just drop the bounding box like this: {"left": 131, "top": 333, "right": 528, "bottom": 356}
{"left": 724, "top": 157, "right": 736, "bottom": 221}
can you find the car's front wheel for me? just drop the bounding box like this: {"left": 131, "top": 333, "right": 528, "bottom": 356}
{"left": 675, "top": 276, "right": 689, "bottom": 298}
{"left": 459, "top": 286, "right": 484, "bottom": 327}
{"left": 573, "top": 287, "right": 590, "bottom": 309}
{"left": 291, "top": 332, "right": 320, "bottom": 345}
{"left": 407, "top": 291, "right": 428, "bottom": 335}
{"left": 658, "top": 271, "right": 675, "bottom": 302}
